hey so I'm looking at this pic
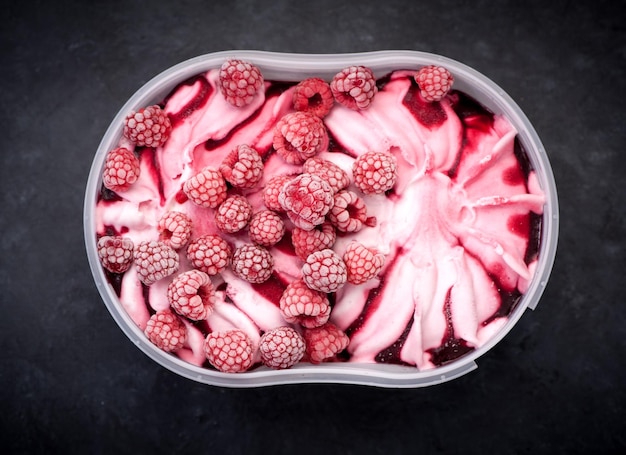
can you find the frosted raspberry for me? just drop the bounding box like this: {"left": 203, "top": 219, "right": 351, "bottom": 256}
{"left": 259, "top": 326, "right": 306, "bottom": 369}
{"left": 102, "top": 147, "right": 140, "bottom": 193}
{"left": 273, "top": 111, "right": 328, "bottom": 164}
{"left": 97, "top": 235, "right": 134, "bottom": 273}
{"left": 303, "top": 322, "right": 350, "bottom": 364}
{"left": 327, "top": 190, "right": 376, "bottom": 233}
{"left": 292, "top": 77, "right": 334, "bottom": 118}
{"left": 278, "top": 173, "right": 334, "bottom": 230}
{"left": 167, "top": 270, "right": 215, "bottom": 320}
{"left": 231, "top": 244, "right": 274, "bottom": 284}
{"left": 144, "top": 309, "right": 187, "bottom": 353}
{"left": 219, "top": 144, "right": 264, "bottom": 189}
{"left": 262, "top": 174, "right": 293, "bottom": 211}
{"left": 215, "top": 195, "right": 253, "bottom": 234}
{"left": 415, "top": 65, "right": 454, "bottom": 102}
{"left": 204, "top": 329, "right": 254, "bottom": 373}
{"left": 291, "top": 222, "right": 336, "bottom": 260}
{"left": 352, "top": 151, "right": 397, "bottom": 194}
{"left": 343, "top": 242, "right": 385, "bottom": 285}
{"left": 158, "top": 211, "right": 192, "bottom": 249}
{"left": 218, "top": 59, "right": 264, "bottom": 107}
{"left": 302, "top": 157, "right": 350, "bottom": 193}
{"left": 186, "top": 235, "right": 231, "bottom": 275}
{"left": 248, "top": 210, "right": 285, "bottom": 247}
{"left": 330, "top": 65, "right": 377, "bottom": 110}
{"left": 301, "top": 249, "right": 347, "bottom": 293}
{"left": 123, "top": 105, "right": 171, "bottom": 147}
{"left": 183, "top": 167, "right": 228, "bottom": 208}
{"left": 133, "top": 240, "right": 179, "bottom": 285}
{"left": 279, "top": 279, "right": 330, "bottom": 328}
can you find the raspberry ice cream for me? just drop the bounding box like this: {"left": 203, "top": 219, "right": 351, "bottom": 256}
{"left": 92, "top": 57, "right": 546, "bottom": 376}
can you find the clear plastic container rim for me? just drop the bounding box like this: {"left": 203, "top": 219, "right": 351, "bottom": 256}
{"left": 84, "top": 50, "right": 559, "bottom": 388}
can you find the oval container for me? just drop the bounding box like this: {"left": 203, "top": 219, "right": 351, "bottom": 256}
{"left": 84, "top": 51, "right": 559, "bottom": 388}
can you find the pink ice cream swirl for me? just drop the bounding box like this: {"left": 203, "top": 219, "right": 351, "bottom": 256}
{"left": 95, "top": 68, "right": 544, "bottom": 370}
{"left": 326, "top": 71, "right": 544, "bottom": 369}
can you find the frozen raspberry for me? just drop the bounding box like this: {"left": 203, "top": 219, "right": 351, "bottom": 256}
{"left": 259, "top": 326, "right": 306, "bottom": 369}
{"left": 219, "top": 144, "right": 264, "bottom": 189}
{"left": 352, "top": 151, "right": 398, "bottom": 194}
{"left": 415, "top": 65, "right": 454, "bottom": 102}
{"left": 279, "top": 279, "right": 331, "bottom": 328}
{"left": 292, "top": 77, "right": 334, "bottom": 118}
{"left": 102, "top": 147, "right": 140, "bottom": 193}
{"left": 97, "top": 235, "right": 134, "bottom": 273}
{"left": 343, "top": 242, "right": 385, "bottom": 285}
{"left": 327, "top": 190, "right": 376, "bottom": 233}
{"left": 187, "top": 235, "right": 231, "bottom": 276}
{"left": 144, "top": 309, "right": 187, "bottom": 353}
{"left": 133, "top": 240, "right": 179, "bottom": 285}
{"left": 302, "top": 157, "right": 350, "bottom": 194}
{"left": 158, "top": 211, "right": 192, "bottom": 249}
{"left": 248, "top": 210, "right": 285, "bottom": 247}
{"left": 262, "top": 174, "right": 293, "bottom": 211}
{"left": 204, "top": 329, "right": 254, "bottom": 373}
{"left": 273, "top": 111, "right": 328, "bottom": 164}
{"left": 303, "top": 322, "right": 350, "bottom": 364}
{"left": 218, "top": 59, "right": 264, "bottom": 107}
{"left": 278, "top": 173, "right": 334, "bottom": 230}
{"left": 167, "top": 270, "right": 215, "bottom": 320}
{"left": 215, "top": 195, "right": 253, "bottom": 234}
{"left": 291, "top": 222, "right": 336, "bottom": 260}
{"left": 330, "top": 66, "right": 377, "bottom": 110}
{"left": 301, "top": 248, "right": 347, "bottom": 293}
{"left": 231, "top": 244, "right": 274, "bottom": 284}
{"left": 123, "top": 105, "right": 171, "bottom": 147}
{"left": 183, "top": 167, "right": 228, "bottom": 208}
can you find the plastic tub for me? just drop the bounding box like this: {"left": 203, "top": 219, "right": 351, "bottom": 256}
{"left": 84, "top": 50, "right": 558, "bottom": 387}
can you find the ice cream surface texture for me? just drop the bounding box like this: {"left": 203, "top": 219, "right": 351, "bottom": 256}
{"left": 94, "top": 59, "right": 545, "bottom": 374}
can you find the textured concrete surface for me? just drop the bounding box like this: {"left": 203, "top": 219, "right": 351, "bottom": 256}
{"left": 1, "top": 0, "right": 624, "bottom": 453}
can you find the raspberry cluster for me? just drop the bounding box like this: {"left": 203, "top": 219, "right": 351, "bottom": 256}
{"left": 98, "top": 58, "right": 455, "bottom": 373}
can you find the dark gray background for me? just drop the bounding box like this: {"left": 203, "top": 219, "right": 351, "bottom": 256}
{"left": 2, "top": 0, "right": 624, "bottom": 453}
